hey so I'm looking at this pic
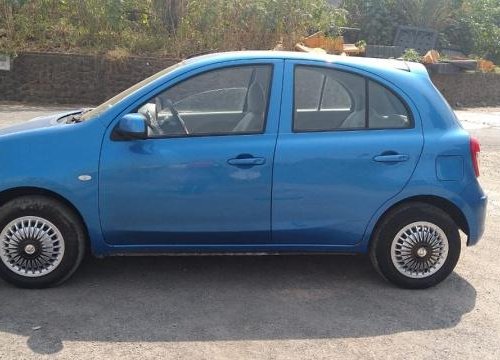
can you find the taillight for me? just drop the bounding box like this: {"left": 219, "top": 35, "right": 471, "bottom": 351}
{"left": 470, "top": 136, "right": 481, "bottom": 177}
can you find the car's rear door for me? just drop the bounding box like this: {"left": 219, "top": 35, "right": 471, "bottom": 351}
{"left": 99, "top": 59, "right": 284, "bottom": 247}
{"left": 272, "top": 60, "right": 424, "bottom": 247}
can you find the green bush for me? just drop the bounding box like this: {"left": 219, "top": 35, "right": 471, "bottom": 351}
{"left": 401, "top": 48, "right": 421, "bottom": 62}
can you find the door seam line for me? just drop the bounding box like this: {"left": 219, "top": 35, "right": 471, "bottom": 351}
{"left": 270, "top": 60, "right": 286, "bottom": 242}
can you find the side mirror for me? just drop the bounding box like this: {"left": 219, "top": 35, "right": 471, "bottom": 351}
{"left": 113, "top": 113, "right": 148, "bottom": 140}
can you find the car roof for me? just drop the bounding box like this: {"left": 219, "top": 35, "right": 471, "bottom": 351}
{"left": 182, "top": 51, "right": 428, "bottom": 76}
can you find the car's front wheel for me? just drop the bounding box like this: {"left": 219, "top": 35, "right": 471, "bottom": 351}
{"left": 0, "top": 195, "right": 86, "bottom": 288}
{"left": 370, "top": 202, "right": 461, "bottom": 289}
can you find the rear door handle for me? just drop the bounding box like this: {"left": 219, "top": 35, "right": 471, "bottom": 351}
{"left": 227, "top": 157, "right": 266, "bottom": 166}
{"left": 373, "top": 154, "right": 409, "bottom": 162}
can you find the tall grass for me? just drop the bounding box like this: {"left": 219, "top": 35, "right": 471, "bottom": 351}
{"left": 0, "top": 0, "right": 346, "bottom": 57}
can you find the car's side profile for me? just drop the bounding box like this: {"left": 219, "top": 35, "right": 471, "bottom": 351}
{"left": 0, "top": 51, "right": 487, "bottom": 289}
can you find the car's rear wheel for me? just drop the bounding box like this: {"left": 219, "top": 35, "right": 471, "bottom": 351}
{"left": 370, "top": 202, "right": 461, "bottom": 289}
{"left": 0, "top": 195, "right": 86, "bottom": 288}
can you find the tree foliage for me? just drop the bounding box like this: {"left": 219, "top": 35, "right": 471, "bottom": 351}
{"left": 458, "top": 0, "right": 500, "bottom": 62}
{"left": 341, "top": 0, "right": 399, "bottom": 45}
{"left": 342, "top": 0, "right": 500, "bottom": 62}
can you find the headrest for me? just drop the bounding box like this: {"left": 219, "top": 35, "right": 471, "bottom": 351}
{"left": 247, "top": 82, "right": 265, "bottom": 113}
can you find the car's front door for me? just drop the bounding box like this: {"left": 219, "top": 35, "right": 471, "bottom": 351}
{"left": 99, "top": 60, "right": 283, "bottom": 246}
{"left": 272, "top": 60, "right": 424, "bottom": 247}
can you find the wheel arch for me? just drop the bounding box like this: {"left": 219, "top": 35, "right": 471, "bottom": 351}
{"left": 371, "top": 195, "right": 469, "bottom": 243}
{"left": 0, "top": 186, "right": 90, "bottom": 240}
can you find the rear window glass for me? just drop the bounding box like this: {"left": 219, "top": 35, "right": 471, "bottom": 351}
{"left": 293, "top": 65, "right": 412, "bottom": 132}
{"left": 368, "top": 81, "right": 411, "bottom": 129}
{"left": 293, "top": 66, "right": 365, "bottom": 132}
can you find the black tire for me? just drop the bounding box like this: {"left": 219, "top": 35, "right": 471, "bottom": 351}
{"left": 0, "top": 195, "right": 86, "bottom": 288}
{"left": 370, "top": 202, "right": 461, "bottom": 289}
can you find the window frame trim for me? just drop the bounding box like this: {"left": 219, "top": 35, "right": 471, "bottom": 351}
{"left": 291, "top": 64, "right": 415, "bottom": 134}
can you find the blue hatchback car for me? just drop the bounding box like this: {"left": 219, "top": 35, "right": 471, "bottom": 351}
{"left": 0, "top": 51, "right": 487, "bottom": 289}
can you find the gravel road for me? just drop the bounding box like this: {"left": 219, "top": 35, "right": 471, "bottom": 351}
{"left": 0, "top": 103, "right": 499, "bottom": 359}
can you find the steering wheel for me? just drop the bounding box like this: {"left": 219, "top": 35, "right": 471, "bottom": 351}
{"left": 155, "top": 97, "right": 190, "bottom": 135}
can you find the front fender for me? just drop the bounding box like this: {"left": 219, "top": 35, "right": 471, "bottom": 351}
{"left": 0, "top": 118, "right": 107, "bottom": 255}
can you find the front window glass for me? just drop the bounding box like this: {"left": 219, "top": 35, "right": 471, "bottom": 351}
{"left": 134, "top": 65, "right": 272, "bottom": 137}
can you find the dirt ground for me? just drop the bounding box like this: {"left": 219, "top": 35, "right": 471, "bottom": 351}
{"left": 0, "top": 103, "right": 498, "bottom": 359}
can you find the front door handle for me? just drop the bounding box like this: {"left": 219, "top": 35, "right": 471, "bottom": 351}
{"left": 227, "top": 156, "right": 266, "bottom": 166}
{"left": 373, "top": 154, "right": 409, "bottom": 162}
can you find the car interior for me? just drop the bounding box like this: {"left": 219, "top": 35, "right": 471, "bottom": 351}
{"left": 294, "top": 66, "right": 410, "bottom": 132}
{"left": 136, "top": 65, "right": 271, "bottom": 137}
{"left": 135, "top": 64, "right": 410, "bottom": 138}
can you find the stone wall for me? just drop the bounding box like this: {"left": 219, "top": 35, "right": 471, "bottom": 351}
{"left": 1, "top": 52, "right": 499, "bottom": 106}
{"left": 431, "top": 72, "right": 500, "bottom": 107}
{"left": 0, "top": 52, "right": 179, "bottom": 105}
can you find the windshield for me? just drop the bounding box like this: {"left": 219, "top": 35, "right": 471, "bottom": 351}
{"left": 80, "top": 61, "right": 184, "bottom": 121}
